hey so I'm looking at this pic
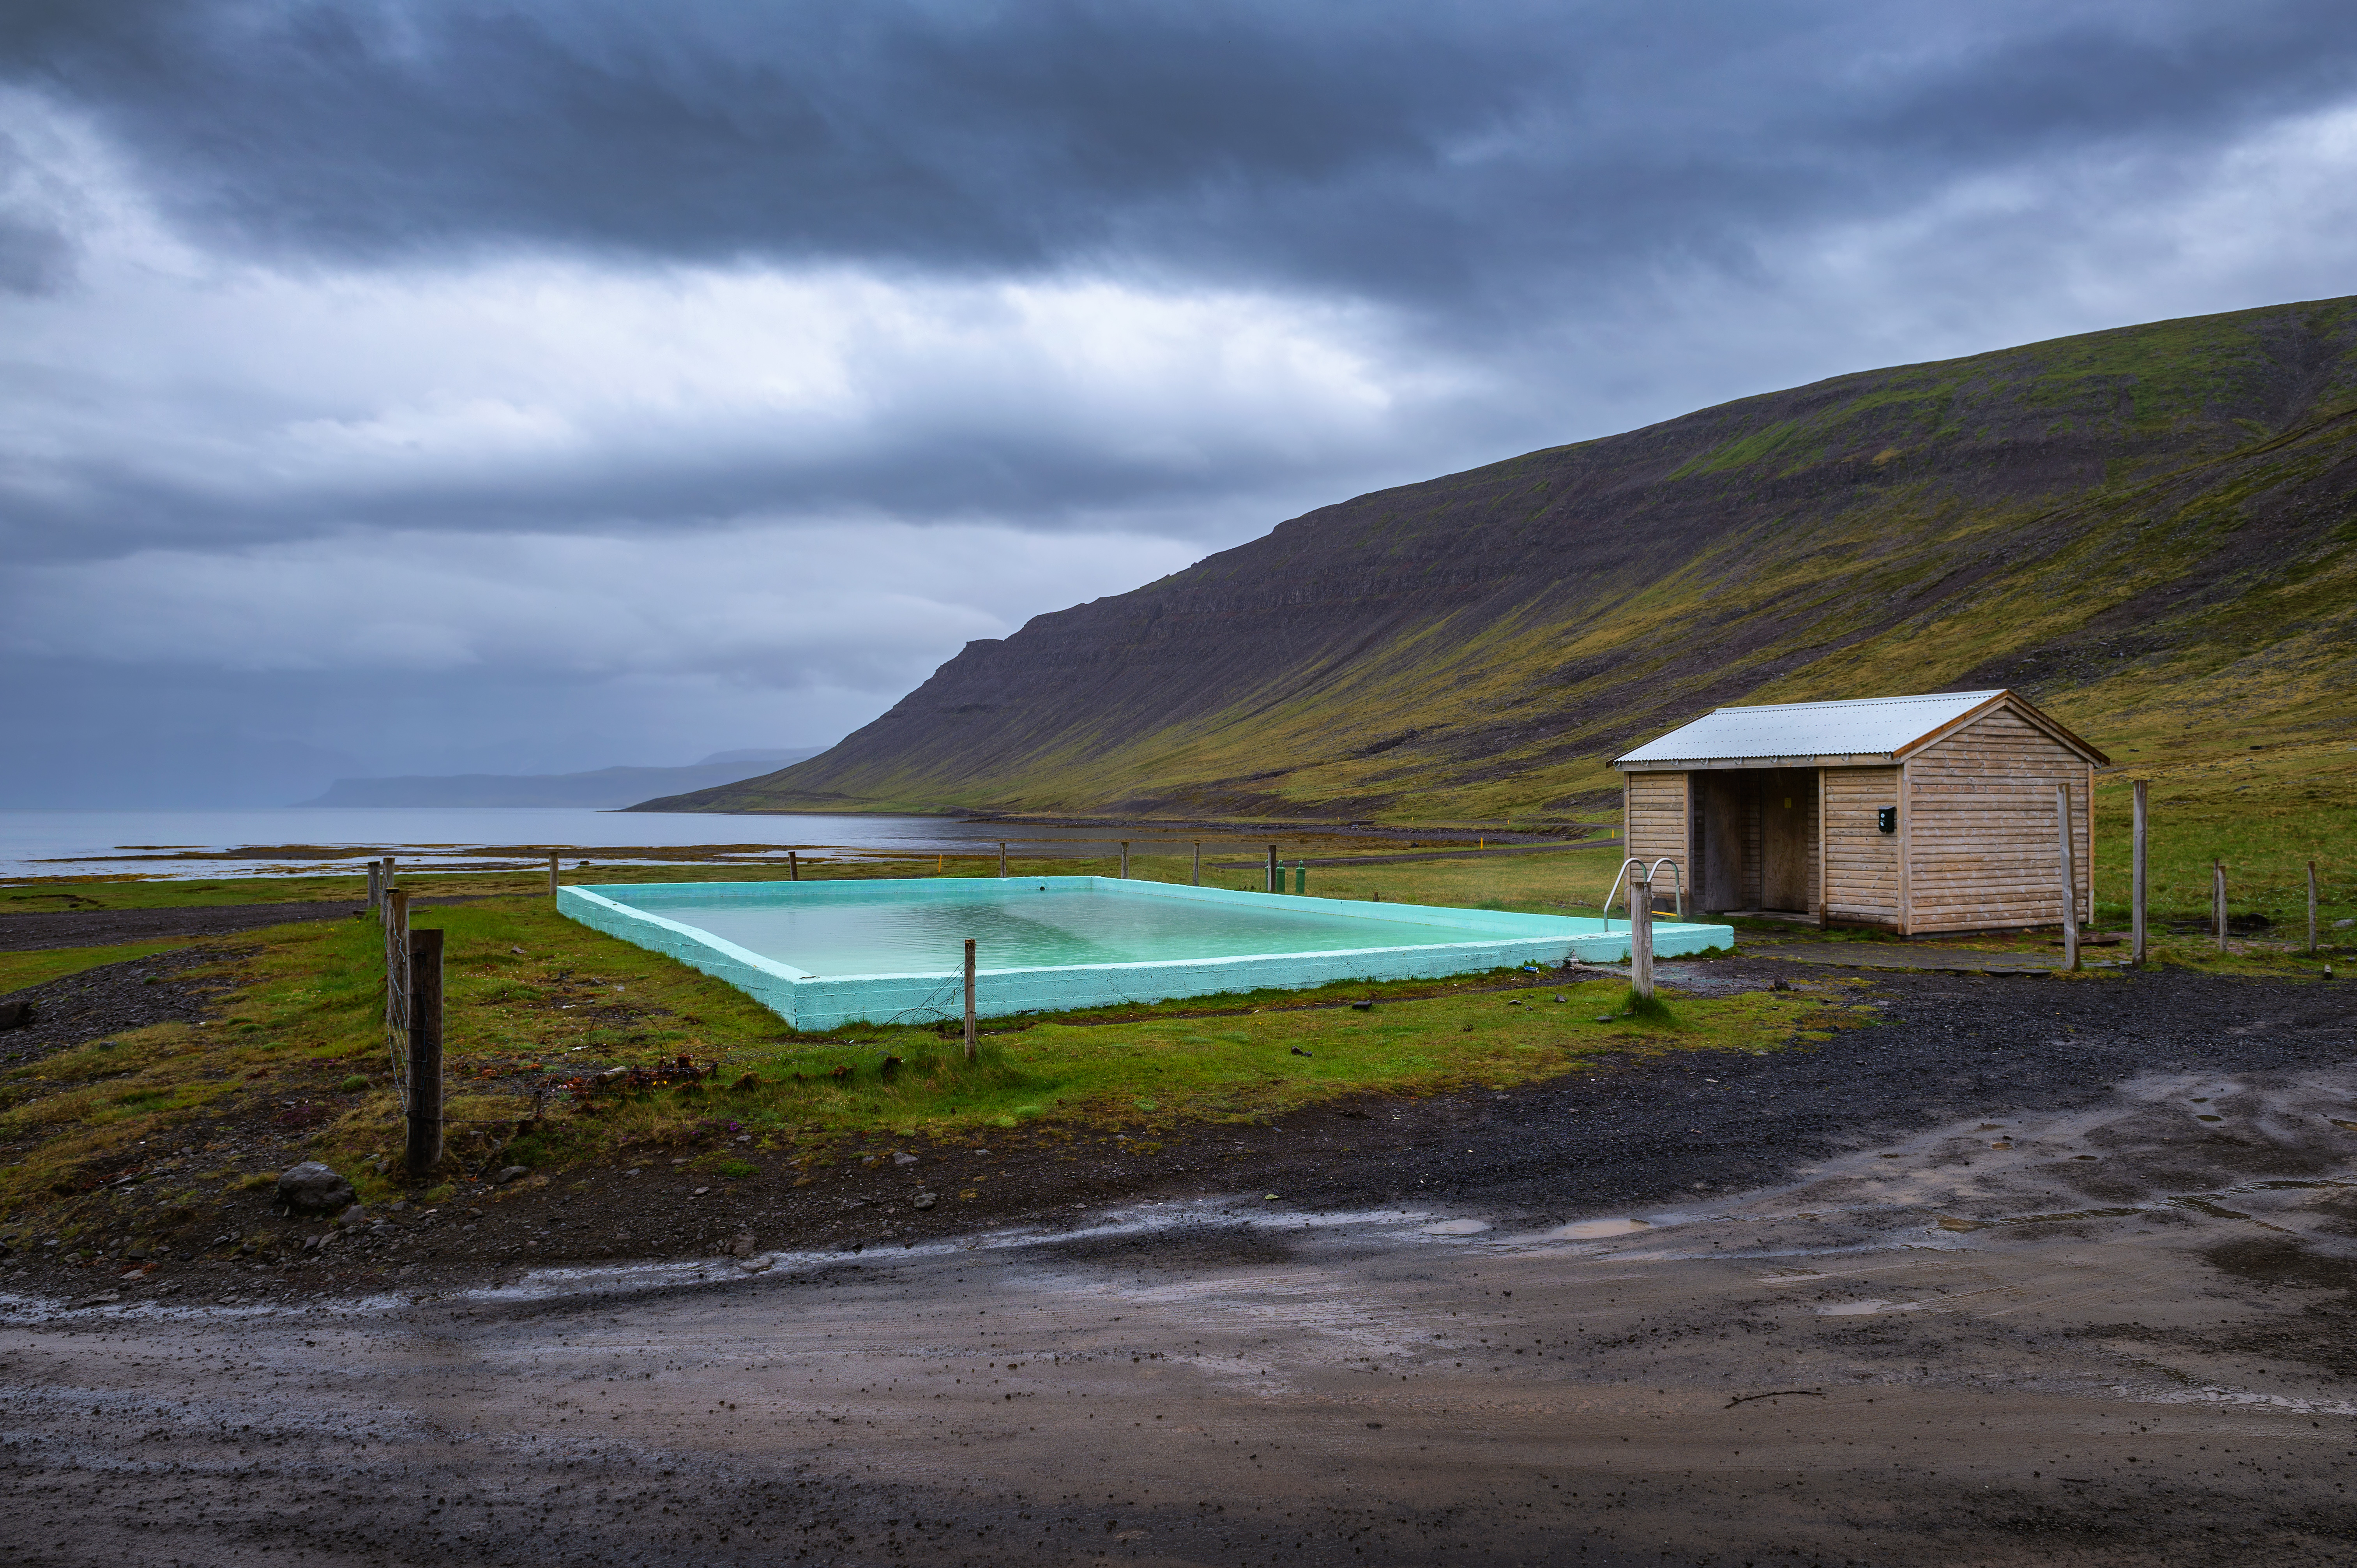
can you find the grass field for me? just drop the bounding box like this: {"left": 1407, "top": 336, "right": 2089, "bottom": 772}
{"left": 0, "top": 853, "right": 1852, "bottom": 1227}
{"left": 4, "top": 800, "right": 2340, "bottom": 1243}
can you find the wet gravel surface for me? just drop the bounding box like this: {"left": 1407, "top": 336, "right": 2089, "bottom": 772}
{"left": 1325, "top": 960, "right": 2357, "bottom": 1223}
{"left": 3, "top": 958, "right": 2350, "bottom": 1297}
{"left": 0, "top": 945, "right": 239, "bottom": 1066}
{"left": 2, "top": 984, "right": 2352, "bottom": 1567}
{"left": 2, "top": 959, "right": 2353, "bottom": 1566}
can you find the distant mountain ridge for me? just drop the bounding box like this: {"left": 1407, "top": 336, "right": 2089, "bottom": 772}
{"left": 300, "top": 750, "right": 824, "bottom": 808}
{"left": 634, "top": 296, "right": 2357, "bottom": 821}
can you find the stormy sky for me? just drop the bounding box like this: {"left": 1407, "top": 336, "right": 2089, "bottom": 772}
{"left": 5, "top": 2, "right": 2357, "bottom": 805}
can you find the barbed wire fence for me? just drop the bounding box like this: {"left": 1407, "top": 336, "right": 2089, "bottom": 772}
{"left": 381, "top": 879, "right": 410, "bottom": 1115}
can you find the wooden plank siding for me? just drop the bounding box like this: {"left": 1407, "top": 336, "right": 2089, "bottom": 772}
{"left": 1905, "top": 707, "right": 2090, "bottom": 933}
{"left": 1622, "top": 770, "right": 1689, "bottom": 910}
{"left": 1822, "top": 766, "right": 1901, "bottom": 926}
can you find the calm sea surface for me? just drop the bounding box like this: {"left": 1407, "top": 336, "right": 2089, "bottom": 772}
{"left": 0, "top": 808, "right": 1312, "bottom": 882}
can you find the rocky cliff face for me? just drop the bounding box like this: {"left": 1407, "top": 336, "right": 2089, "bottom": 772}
{"left": 637, "top": 295, "right": 2357, "bottom": 820}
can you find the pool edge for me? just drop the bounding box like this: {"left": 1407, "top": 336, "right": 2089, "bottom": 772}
{"left": 557, "top": 877, "right": 1734, "bottom": 1031}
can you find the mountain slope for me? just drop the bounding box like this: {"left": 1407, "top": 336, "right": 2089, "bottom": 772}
{"left": 638, "top": 297, "right": 2357, "bottom": 821}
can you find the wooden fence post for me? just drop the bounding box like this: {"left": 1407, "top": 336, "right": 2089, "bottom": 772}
{"left": 366, "top": 860, "right": 382, "bottom": 912}
{"left": 405, "top": 927, "right": 444, "bottom": 1177}
{"left": 547, "top": 853, "right": 558, "bottom": 895}
{"left": 2309, "top": 860, "right": 2320, "bottom": 955}
{"left": 998, "top": 842, "right": 1008, "bottom": 878}
{"left": 1191, "top": 841, "right": 1201, "bottom": 887}
{"left": 1629, "top": 874, "right": 1654, "bottom": 1001}
{"left": 2055, "top": 783, "right": 2079, "bottom": 972}
{"left": 963, "top": 939, "right": 977, "bottom": 1063}
{"left": 1265, "top": 845, "right": 1277, "bottom": 893}
{"left": 789, "top": 849, "right": 799, "bottom": 882}
{"left": 1120, "top": 841, "right": 1130, "bottom": 879}
{"left": 2214, "top": 860, "right": 2228, "bottom": 954}
{"left": 2131, "top": 780, "right": 2148, "bottom": 967}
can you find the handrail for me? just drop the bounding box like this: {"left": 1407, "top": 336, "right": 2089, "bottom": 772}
{"left": 1599, "top": 858, "right": 1644, "bottom": 932}
{"left": 1601, "top": 856, "right": 1685, "bottom": 928}
{"left": 1647, "top": 858, "right": 1685, "bottom": 921}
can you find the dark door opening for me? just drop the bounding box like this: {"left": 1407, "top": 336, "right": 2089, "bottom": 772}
{"left": 1761, "top": 767, "right": 1816, "bottom": 912}
{"left": 1694, "top": 774, "right": 1745, "bottom": 912}
{"left": 1691, "top": 768, "right": 1818, "bottom": 916}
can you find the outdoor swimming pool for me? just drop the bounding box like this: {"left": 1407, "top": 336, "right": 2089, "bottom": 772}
{"left": 557, "top": 876, "right": 1734, "bottom": 1031}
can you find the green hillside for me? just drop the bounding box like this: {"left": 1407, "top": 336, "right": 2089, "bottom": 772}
{"left": 642, "top": 296, "right": 2357, "bottom": 825}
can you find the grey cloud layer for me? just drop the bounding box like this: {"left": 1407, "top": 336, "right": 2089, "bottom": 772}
{"left": 16, "top": 0, "right": 2357, "bottom": 307}
{"left": 6, "top": 0, "right": 2357, "bottom": 803}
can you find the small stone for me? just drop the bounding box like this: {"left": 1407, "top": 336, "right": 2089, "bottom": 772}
{"left": 1593, "top": 1014, "right": 1615, "bottom": 1024}
{"left": 1553, "top": 995, "right": 1567, "bottom": 1003}
{"left": 493, "top": 1166, "right": 530, "bottom": 1185}
{"left": 74, "top": 1291, "right": 121, "bottom": 1308}
{"left": 510, "top": 945, "right": 526, "bottom": 955}
{"left": 2334, "top": 918, "right": 2354, "bottom": 930}
{"left": 1290, "top": 1046, "right": 1313, "bottom": 1058}
{"left": 0, "top": 998, "right": 33, "bottom": 1031}
{"left": 912, "top": 1191, "right": 937, "bottom": 1211}
{"left": 892, "top": 1151, "right": 918, "bottom": 1165}
{"left": 337, "top": 1203, "right": 369, "bottom": 1226}
{"left": 275, "top": 1161, "right": 356, "bottom": 1216}
{"left": 726, "top": 1231, "right": 756, "bottom": 1257}
{"left": 737, "top": 1254, "right": 774, "bottom": 1273}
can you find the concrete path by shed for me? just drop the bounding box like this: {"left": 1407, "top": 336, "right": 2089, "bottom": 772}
{"left": 1741, "top": 938, "right": 2092, "bottom": 975}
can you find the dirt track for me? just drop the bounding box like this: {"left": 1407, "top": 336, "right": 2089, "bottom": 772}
{"left": 0, "top": 896, "right": 496, "bottom": 954}
{"left": 1, "top": 963, "right": 2353, "bottom": 1563}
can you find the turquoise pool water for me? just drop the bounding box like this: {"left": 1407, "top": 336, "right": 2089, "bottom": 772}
{"left": 559, "top": 877, "right": 1736, "bottom": 1030}
{"left": 631, "top": 886, "right": 1475, "bottom": 975}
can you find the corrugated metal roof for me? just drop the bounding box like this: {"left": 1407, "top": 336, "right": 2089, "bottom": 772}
{"left": 1614, "top": 690, "right": 2005, "bottom": 766}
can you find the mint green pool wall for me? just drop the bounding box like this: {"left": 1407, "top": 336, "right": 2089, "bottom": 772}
{"left": 556, "top": 877, "right": 1734, "bottom": 1033}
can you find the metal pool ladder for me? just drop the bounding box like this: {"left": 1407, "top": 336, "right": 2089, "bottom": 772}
{"left": 1600, "top": 857, "right": 1684, "bottom": 930}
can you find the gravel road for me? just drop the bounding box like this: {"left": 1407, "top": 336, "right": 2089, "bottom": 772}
{"left": 1, "top": 961, "right": 2352, "bottom": 1564}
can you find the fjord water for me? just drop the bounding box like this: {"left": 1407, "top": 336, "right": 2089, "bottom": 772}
{"left": 0, "top": 807, "right": 1283, "bottom": 881}
{"left": 625, "top": 886, "right": 1480, "bottom": 975}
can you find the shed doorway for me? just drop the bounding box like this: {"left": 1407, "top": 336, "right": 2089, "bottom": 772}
{"left": 1691, "top": 768, "right": 1818, "bottom": 916}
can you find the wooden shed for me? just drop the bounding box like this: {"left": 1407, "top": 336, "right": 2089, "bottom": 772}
{"left": 1611, "top": 689, "right": 2108, "bottom": 935}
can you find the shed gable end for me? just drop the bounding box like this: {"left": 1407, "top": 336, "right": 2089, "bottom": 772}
{"left": 1906, "top": 706, "right": 2091, "bottom": 933}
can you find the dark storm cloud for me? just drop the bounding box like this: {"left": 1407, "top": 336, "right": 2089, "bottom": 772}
{"left": 8, "top": 0, "right": 2357, "bottom": 804}
{"left": 12, "top": 0, "right": 2357, "bottom": 312}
